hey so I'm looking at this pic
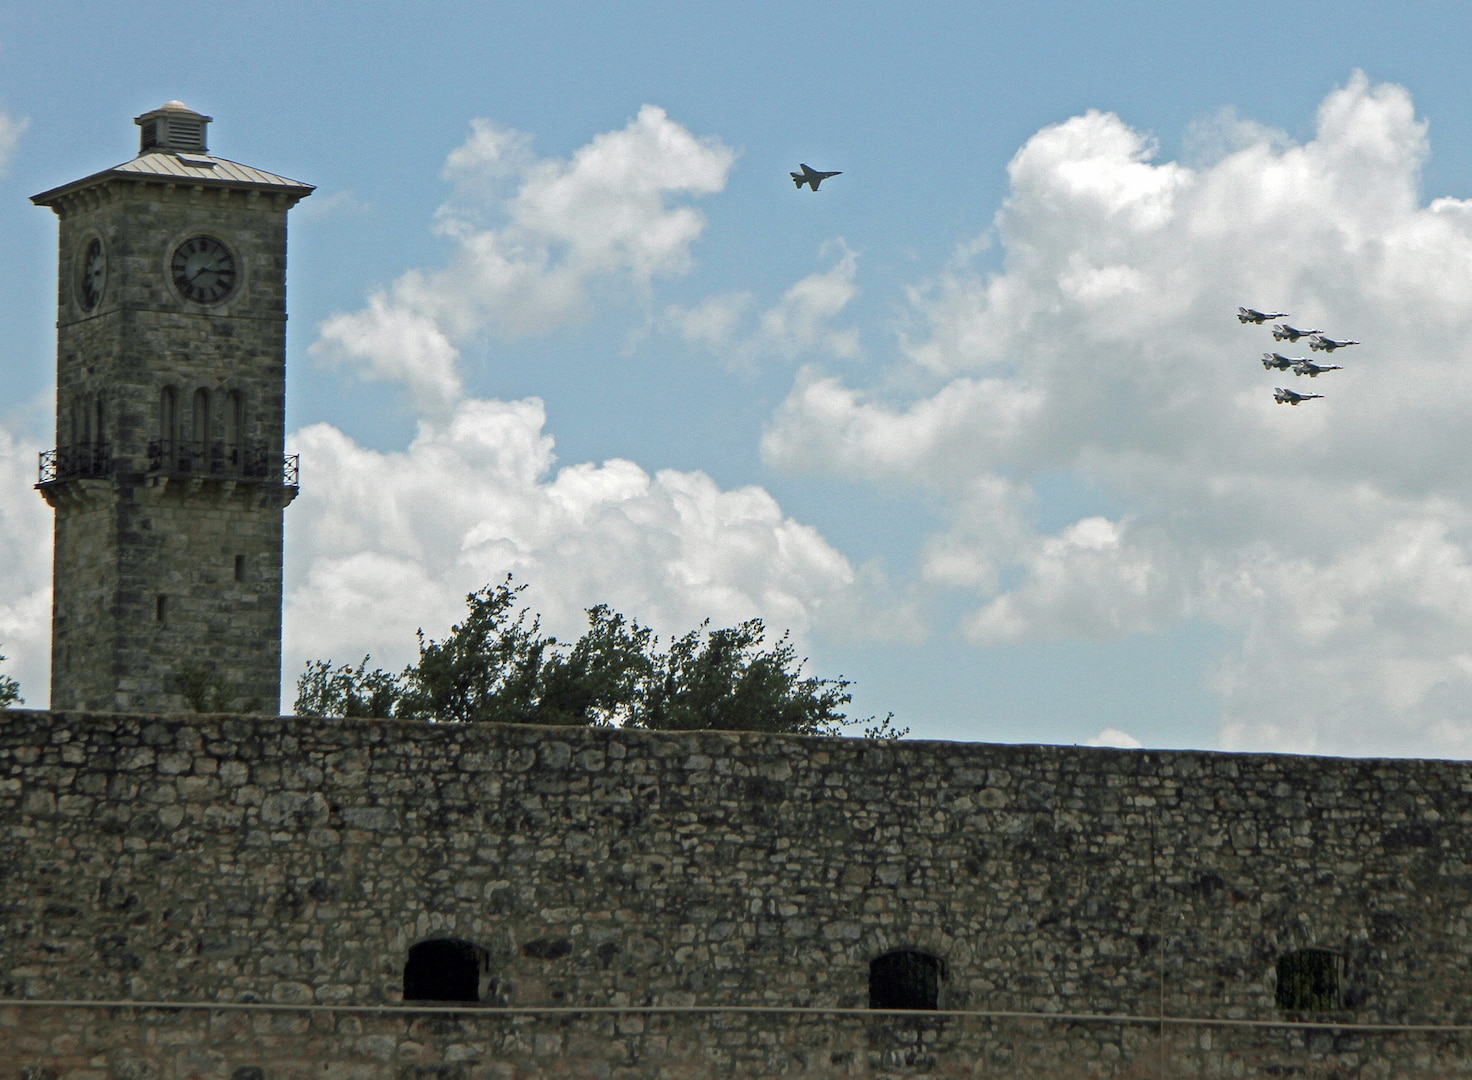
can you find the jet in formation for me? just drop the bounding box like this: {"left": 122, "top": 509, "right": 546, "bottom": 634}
{"left": 1275, "top": 387, "right": 1324, "bottom": 405}
{"left": 791, "top": 164, "right": 842, "bottom": 191}
{"left": 1272, "top": 323, "right": 1322, "bottom": 342}
{"left": 1261, "top": 352, "right": 1300, "bottom": 371}
{"left": 1310, "top": 335, "right": 1359, "bottom": 353}
{"left": 1292, "top": 358, "right": 1342, "bottom": 378}
{"left": 1238, "top": 307, "right": 1288, "bottom": 324}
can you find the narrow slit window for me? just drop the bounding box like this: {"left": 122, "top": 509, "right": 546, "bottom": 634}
{"left": 403, "top": 938, "right": 487, "bottom": 1003}
{"left": 869, "top": 949, "right": 942, "bottom": 1011}
{"left": 233, "top": 555, "right": 245, "bottom": 583}
{"left": 155, "top": 594, "right": 167, "bottom": 623}
{"left": 1276, "top": 948, "right": 1344, "bottom": 1011}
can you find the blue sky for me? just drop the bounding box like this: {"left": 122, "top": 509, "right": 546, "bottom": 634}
{"left": 6, "top": 3, "right": 1472, "bottom": 755}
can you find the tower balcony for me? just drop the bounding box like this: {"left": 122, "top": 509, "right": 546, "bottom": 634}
{"left": 36, "top": 443, "right": 113, "bottom": 486}
{"left": 147, "top": 439, "right": 299, "bottom": 487}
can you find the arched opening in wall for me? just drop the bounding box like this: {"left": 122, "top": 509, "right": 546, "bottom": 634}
{"left": 224, "top": 389, "right": 244, "bottom": 468}
{"left": 869, "top": 949, "right": 943, "bottom": 1011}
{"left": 191, "top": 388, "right": 211, "bottom": 473}
{"left": 1276, "top": 948, "right": 1344, "bottom": 1011}
{"left": 403, "top": 938, "right": 488, "bottom": 1003}
{"left": 159, "top": 385, "right": 178, "bottom": 465}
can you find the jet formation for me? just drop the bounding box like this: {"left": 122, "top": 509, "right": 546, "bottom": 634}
{"left": 1241, "top": 308, "right": 1360, "bottom": 404}
{"left": 790, "top": 164, "right": 842, "bottom": 191}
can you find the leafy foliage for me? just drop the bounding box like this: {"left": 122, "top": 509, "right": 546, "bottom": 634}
{"left": 642, "top": 619, "right": 849, "bottom": 735}
{"left": 295, "top": 657, "right": 405, "bottom": 719}
{"left": 294, "top": 577, "right": 904, "bottom": 738}
{"left": 0, "top": 646, "right": 21, "bottom": 709}
{"left": 172, "top": 663, "right": 262, "bottom": 714}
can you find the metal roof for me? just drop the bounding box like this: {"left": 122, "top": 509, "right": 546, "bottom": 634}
{"left": 32, "top": 151, "right": 314, "bottom": 206}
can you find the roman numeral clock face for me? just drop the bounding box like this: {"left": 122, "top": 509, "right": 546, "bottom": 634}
{"left": 79, "top": 237, "right": 105, "bottom": 311}
{"left": 170, "top": 235, "right": 237, "bottom": 304}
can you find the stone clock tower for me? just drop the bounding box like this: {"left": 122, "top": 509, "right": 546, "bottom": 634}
{"left": 32, "top": 102, "right": 313, "bottom": 713}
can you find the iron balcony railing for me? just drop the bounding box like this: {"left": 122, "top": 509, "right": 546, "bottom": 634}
{"left": 147, "top": 440, "right": 299, "bottom": 486}
{"left": 37, "top": 444, "right": 112, "bottom": 485}
{"left": 39, "top": 441, "right": 298, "bottom": 487}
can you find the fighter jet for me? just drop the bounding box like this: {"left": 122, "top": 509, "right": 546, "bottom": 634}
{"left": 1238, "top": 307, "right": 1288, "bottom": 324}
{"left": 1275, "top": 387, "right": 1324, "bottom": 405}
{"left": 1272, "top": 323, "right": 1322, "bottom": 342}
{"left": 1292, "top": 358, "right": 1342, "bottom": 378}
{"left": 1261, "top": 352, "right": 1300, "bottom": 371}
{"left": 1309, "top": 334, "right": 1360, "bottom": 353}
{"left": 791, "top": 164, "right": 842, "bottom": 191}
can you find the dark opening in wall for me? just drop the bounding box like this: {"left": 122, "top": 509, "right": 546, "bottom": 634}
{"left": 1276, "top": 948, "right": 1344, "bottom": 1011}
{"left": 869, "top": 949, "right": 942, "bottom": 1010}
{"left": 233, "top": 554, "right": 245, "bottom": 583}
{"left": 155, "top": 595, "right": 167, "bottom": 623}
{"left": 403, "top": 938, "right": 487, "bottom": 1003}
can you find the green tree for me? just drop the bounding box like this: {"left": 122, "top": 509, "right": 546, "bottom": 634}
{"left": 294, "top": 577, "right": 905, "bottom": 738}
{"left": 640, "top": 619, "right": 850, "bottom": 736}
{"left": 396, "top": 578, "right": 555, "bottom": 724}
{"left": 294, "top": 657, "right": 405, "bottom": 718}
{"left": 0, "top": 646, "right": 22, "bottom": 709}
{"left": 172, "top": 663, "right": 263, "bottom": 714}
{"left": 531, "top": 604, "right": 655, "bottom": 727}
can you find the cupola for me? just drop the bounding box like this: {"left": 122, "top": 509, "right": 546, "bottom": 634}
{"left": 134, "top": 100, "right": 212, "bottom": 155}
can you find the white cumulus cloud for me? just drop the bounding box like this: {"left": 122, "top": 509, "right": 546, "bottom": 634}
{"left": 313, "top": 106, "right": 734, "bottom": 414}
{"left": 664, "top": 242, "right": 862, "bottom": 367}
{"left": 0, "top": 108, "right": 26, "bottom": 178}
{"left": 283, "top": 396, "right": 856, "bottom": 686}
{"left": 764, "top": 72, "right": 1472, "bottom": 756}
{"left": 0, "top": 421, "right": 53, "bottom": 706}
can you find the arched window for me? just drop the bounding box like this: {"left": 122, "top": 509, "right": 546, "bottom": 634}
{"left": 159, "top": 386, "right": 178, "bottom": 446}
{"left": 190, "top": 388, "right": 212, "bottom": 473}
{"left": 1276, "top": 948, "right": 1344, "bottom": 1011}
{"left": 191, "top": 388, "right": 211, "bottom": 445}
{"left": 869, "top": 949, "right": 942, "bottom": 1011}
{"left": 224, "top": 389, "right": 244, "bottom": 466}
{"left": 403, "top": 938, "right": 487, "bottom": 1003}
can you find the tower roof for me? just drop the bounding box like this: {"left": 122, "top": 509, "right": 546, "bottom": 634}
{"left": 31, "top": 101, "right": 313, "bottom": 209}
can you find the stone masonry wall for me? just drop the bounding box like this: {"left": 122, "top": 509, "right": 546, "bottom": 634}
{"left": 3, "top": 710, "right": 1472, "bottom": 1077}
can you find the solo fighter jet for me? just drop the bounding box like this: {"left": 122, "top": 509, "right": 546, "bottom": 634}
{"left": 791, "top": 164, "right": 842, "bottom": 191}
{"left": 1272, "top": 323, "right": 1322, "bottom": 342}
{"left": 1292, "top": 358, "right": 1342, "bottom": 378}
{"left": 1261, "top": 352, "right": 1300, "bottom": 371}
{"left": 1309, "top": 334, "right": 1360, "bottom": 353}
{"left": 1275, "top": 387, "right": 1324, "bottom": 405}
{"left": 1238, "top": 307, "right": 1288, "bottom": 324}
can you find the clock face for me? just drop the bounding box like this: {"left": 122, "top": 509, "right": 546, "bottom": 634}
{"left": 171, "top": 235, "right": 237, "bottom": 304}
{"left": 79, "top": 238, "right": 105, "bottom": 311}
